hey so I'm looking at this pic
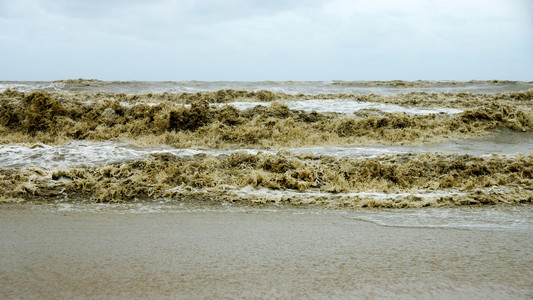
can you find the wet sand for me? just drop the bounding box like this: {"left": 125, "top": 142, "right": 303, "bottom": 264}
{"left": 1, "top": 206, "right": 531, "bottom": 299}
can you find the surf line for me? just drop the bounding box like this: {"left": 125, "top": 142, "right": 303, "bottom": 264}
{"left": 340, "top": 215, "right": 473, "bottom": 231}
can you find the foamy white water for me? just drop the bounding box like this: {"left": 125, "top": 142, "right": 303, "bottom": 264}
{"left": 0, "top": 142, "right": 145, "bottom": 169}
{"left": 223, "top": 99, "right": 463, "bottom": 115}
{"left": 1, "top": 129, "right": 531, "bottom": 169}
{"left": 0, "top": 141, "right": 271, "bottom": 169}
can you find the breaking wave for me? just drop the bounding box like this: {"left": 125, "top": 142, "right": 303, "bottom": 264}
{"left": 2, "top": 79, "right": 533, "bottom": 95}
{"left": 0, "top": 84, "right": 532, "bottom": 208}
{"left": 0, "top": 89, "right": 531, "bottom": 149}
{"left": 1, "top": 151, "right": 532, "bottom": 207}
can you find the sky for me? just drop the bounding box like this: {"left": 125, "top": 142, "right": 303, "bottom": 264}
{"left": 0, "top": 0, "right": 532, "bottom": 81}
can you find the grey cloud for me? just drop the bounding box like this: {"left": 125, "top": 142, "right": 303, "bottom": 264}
{"left": 42, "top": 0, "right": 148, "bottom": 18}
{"left": 0, "top": 0, "right": 531, "bottom": 80}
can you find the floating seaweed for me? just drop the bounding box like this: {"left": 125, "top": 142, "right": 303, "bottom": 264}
{"left": 1, "top": 88, "right": 532, "bottom": 208}
{"left": 1, "top": 152, "right": 532, "bottom": 207}
{"left": 0, "top": 89, "right": 531, "bottom": 148}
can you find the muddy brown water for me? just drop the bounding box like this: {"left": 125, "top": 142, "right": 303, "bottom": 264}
{"left": 1, "top": 81, "right": 532, "bottom": 298}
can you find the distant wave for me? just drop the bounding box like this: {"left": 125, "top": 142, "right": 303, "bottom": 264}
{"left": 2, "top": 79, "right": 533, "bottom": 95}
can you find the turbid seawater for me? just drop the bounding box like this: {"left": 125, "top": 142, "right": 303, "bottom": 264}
{"left": 1, "top": 80, "right": 532, "bottom": 207}
{"left": 0, "top": 80, "right": 532, "bottom": 298}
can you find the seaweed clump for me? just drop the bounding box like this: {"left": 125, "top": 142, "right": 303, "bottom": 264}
{"left": 0, "top": 91, "right": 69, "bottom": 135}
{"left": 1, "top": 152, "right": 532, "bottom": 207}
{"left": 0, "top": 89, "right": 532, "bottom": 148}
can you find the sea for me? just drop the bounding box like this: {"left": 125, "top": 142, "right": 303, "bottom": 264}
{"left": 1, "top": 79, "right": 532, "bottom": 227}
{"left": 0, "top": 80, "right": 532, "bottom": 298}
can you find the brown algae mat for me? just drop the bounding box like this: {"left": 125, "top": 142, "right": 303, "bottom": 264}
{"left": 1, "top": 151, "right": 532, "bottom": 207}
{"left": 0, "top": 89, "right": 532, "bottom": 148}
{"left": 0, "top": 88, "right": 532, "bottom": 207}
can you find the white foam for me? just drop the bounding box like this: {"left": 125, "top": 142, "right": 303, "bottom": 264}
{"left": 0, "top": 142, "right": 144, "bottom": 169}
{"left": 0, "top": 142, "right": 275, "bottom": 169}
{"left": 2, "top": 135, "right": 529, "bottom": 170}
{"left": 222, "top": 99, "right": 463, "bottom": 115}
{"left": 228, "top": 186, "right": 463, "bottom": 203}
{"left": 290, "top": 146, "right": 404, "bottom": 158}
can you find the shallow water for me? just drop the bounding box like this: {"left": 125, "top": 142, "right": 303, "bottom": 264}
{"left": 343, "top": 205, "right": 533, "bottom": 231}
{"left": 23, "top": 201, "right": 532, "bottom": 232}
{"left": 1, "top": 205, "right": 531, "bottom": 299}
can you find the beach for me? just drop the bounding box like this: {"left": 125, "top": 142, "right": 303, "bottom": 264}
{"left": 1, "top": 204, "right": 532, "bottom": 299}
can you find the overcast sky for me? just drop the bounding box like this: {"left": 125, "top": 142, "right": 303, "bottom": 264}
{"left": 1, "top": 0, "right": 531, "bottom": 81}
